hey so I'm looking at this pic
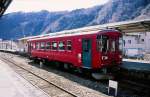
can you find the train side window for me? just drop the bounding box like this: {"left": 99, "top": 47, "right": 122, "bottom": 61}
{"left": 36, "top": 42, "right": 40, "bottom": 50}
{"left": 40, "top": 42, "right": 45, "bottom": 49}
{"left": 46, "top": 42, "right": 51, "bottom": 49}
{"left": 52, "top": 42, "right": 57, "bottom": 50}
{"left": 59, "top": 41, "right": 65, "bottom": 50}
{"left": 67, "top": 41, "right": 72, "bottom": 50}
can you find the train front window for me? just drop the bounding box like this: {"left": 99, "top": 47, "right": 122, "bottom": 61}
{"left": 111, "top": 40, "right": 115, "bottom": 52}
{"left": 97, "top": 35, "right": 109, "bottom": 52}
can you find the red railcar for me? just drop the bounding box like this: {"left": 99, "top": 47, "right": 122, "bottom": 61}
{"left": 27, "top": 28, "right": 122, "bottom": 74}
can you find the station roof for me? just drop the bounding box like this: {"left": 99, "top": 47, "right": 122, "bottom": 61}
{"left": 103, "top": 19, "right": 150, "bottom": 33}
{"left": 0, "top": 0, "right": 12, "bottom": 17}
{"left": 19, "top": 19, "right": 150, "bottom": 41}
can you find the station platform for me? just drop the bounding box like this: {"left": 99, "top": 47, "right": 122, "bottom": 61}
{"left": 121, "top": 59, "right": 150, "bottom": 72}
{"left": 0, "top": 60, "right": 49, "bottom": 97}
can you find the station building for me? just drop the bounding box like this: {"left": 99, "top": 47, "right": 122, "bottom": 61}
{"left": 122, "top": 32, "right": 150, "bottom": 60}
{"left": 123, "top": 32, "right": 150, "bottom": 53}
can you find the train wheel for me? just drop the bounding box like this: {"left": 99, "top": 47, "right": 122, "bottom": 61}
{"left": 42, "top": 59, "right": 47, "bottom": 65}
{"left": 63, "top": 63, "right": 69, "bottom": 70}
{"left": 43, "top": 59, "right": 49, "bottom": 66}
{"left": 33, "top": 59, "right": 39, "bottom": 64}
{"left": 75, "top": 68, "right": 82, "bottom": 74}
{"left": 68, "top": 64, "right": 75, "bottom": 71}
{"left": 82, "top": 69, "right": 90, "bottom": 75}
{"left": 54, "top": 61, "right": 59, "bottom": 68}
{"left": 55, "top": 61, "right": 64, "bottom": 69}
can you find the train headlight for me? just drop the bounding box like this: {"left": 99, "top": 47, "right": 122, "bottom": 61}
{"left": 78, "top": 53, "right": 81, "bottom": 63}
{"left": 102, "top": 56, "right": 108, "bottom": 60}
{"left": 78, "top": 53, "right": 81, "bottom": 58}
{"left": 119, "top": 55, "right": 122, "bottom": 58}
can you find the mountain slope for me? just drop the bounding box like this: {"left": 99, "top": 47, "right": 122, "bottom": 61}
{"left": 0, "top": 0, "right": 149, "bottom": 40}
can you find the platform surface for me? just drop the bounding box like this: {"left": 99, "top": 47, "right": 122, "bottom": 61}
{"left": 121, "top": 59, "right": 150, "bottom": 72}
{"left": 0, "top": 59, "right": 49, "bottom": 97}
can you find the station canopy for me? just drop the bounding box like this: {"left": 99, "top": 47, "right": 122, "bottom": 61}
{"left": 102, "top": 19, "right": 150, "bottom": 33}
{"left": 0, "top": 0, "right": 12, "bottom": 17}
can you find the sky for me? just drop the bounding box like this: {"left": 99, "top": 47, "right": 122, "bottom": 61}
{"left": 6, "top": 0, "right": 109, "bottom": 13}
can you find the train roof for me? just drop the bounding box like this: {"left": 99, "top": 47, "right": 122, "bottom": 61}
{"left": 28, "top": 28, "right": 119, "bottom": 41}
{"left": 20, "top": 25, "right": 117, "bottom": 41}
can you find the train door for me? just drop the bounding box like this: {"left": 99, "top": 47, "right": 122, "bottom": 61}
{"left": 82, "top": 39, "right": 92, "bottom": 68}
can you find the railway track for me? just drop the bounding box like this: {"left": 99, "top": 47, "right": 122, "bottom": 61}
{"left": 0, "top": 56, "right": 77, "bottom": 97}
{"left": 1, "top": 51, "right": 150, "bottom": 97}
{"left": 119, "top": 79, "right": 150, "bottom": 97}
